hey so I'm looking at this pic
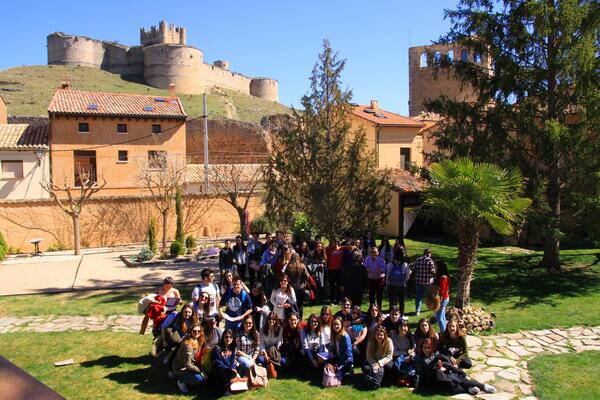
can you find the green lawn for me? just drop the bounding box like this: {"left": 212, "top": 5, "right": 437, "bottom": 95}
{"left": 0, "top": 331, "right": 446, "bottom": 400}
{"left": 1, "top": 239, "right": 599, "bottom": 334}
{"left": 529, "top": 351, "right": 600, "bottom": 400}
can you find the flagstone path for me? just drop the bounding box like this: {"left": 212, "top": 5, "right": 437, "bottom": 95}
{"left": 1, "top": 315, "right": 599, "bottom": 400}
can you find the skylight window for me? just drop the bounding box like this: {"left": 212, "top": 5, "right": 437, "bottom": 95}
{"left": 154, "top": 97, "right": 166, "bottom": 102}
{"left": 143, "top": 106, "right": 154, "bottom": 112}
{"left": 87, "top": 104, "right": 98, "bottom": 110}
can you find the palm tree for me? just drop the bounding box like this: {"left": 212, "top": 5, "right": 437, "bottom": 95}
{"left": 423, "top": 158, "right": 531, "bottom": 308}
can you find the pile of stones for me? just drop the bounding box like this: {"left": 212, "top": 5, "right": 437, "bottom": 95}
{"left": 446, "top": 305, "right": 496, "bottom": 333}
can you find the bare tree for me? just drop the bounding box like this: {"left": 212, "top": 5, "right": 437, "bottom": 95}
{"left": 182, "top": 194, "right": 217, "bottom": 238}
{"left": 137, "top": 152, "right": 186, "bottom": 249}
{"left": 207, "top": 155, "right": 265, "bottom": 239}
{"left": 41, "top": 167, "right": 106, "bottom": 255}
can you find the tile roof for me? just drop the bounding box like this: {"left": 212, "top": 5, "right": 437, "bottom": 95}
{"left": 390, "top": 168, "right": 429, "bottom": 193}
{"left": 352, "top": 105, "right": 424, "bottom": 127}
{"left": 0, "top": 124, "right": 49, "bottom": 150}
{"left": 48, "top": 89, "right": 187, "bottom": 119}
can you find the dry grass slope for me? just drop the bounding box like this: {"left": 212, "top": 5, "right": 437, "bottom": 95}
{"left": 0, "top": 65, "right": 291, "bottom": 124}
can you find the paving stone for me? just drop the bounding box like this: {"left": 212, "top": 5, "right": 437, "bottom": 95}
{"left": 507, "top": 340, "right": 520, "bottom": 347}
{"left": 525, "top": 346, "right": 543, "bottom": 353}
{"left": 494, "top": 380, "right": 518, "bottom": 393}
{"left": 494, "top": 339, "right": 508, "bottom": 347}
{"left": 467, "top": 335, "right": 483, "bottom": 347}
{"left": 546, "top": 333, "right": 565, "bottom": 342}
{"left": 486, "top": 357, "right": 518, "bottom": 367}
{"left": 477, "top": 391, "right": 516, "bottom": 400}
{"left": 497, "top": 368, "right": 520, "bottom": 382}
{"left": 550, "top": 329, "right": 569, "bottom": 338}
{"left": 451, "top": 394, "right": 475, "bottom": 399}
{"left": 518, "top": 397, "right": 537, "bottom": 400}
{"left": 518, "top": 339, "right": 540, "bottom": 347}
{"left": 582, "top": 339, "right": 599, "bottom": 346}
{"left": 518, "top": 384, "right": 532, "bottom": 395}
{"left": 508, "top": 346, "right": 531, "bottom": 357}
{"left": 484, "top": 349, "right": 504, "bottom": 357}
{"left": 486, "top": 367, "right": 503, "bottom": 372}
{"left": 471, "top": 371, "right": 496, "bottom": 383}
{"left": 470, "top": 350, "right": 486, "bottom": 361}
{"left": 504, "top": 333, "right": 525, "bottom": 340}
{"left": 497, "top": 347, "right": 520, "bottom": 360}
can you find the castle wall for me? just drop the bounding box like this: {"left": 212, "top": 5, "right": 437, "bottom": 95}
{"left": 250, "top": 78, "right": 279, "bottom": 102}
{"left": 199, "top": 63, "right": 252, "bottom": 95}
{"left": 143, "top": 44, "right": 204, "bottom": 94}
{"left": 409, "top": 43, "right": 482, "bottom": 116}
{"left": 48, "top": 33, "right": 105, "bottom": 68}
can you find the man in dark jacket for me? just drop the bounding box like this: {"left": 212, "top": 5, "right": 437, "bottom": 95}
{"left": 341, "top": 250, "right": 367, "bottom": 306}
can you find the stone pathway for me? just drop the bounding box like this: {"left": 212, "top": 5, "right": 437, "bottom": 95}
{"left": 1, "top": 315, "right": 599, "bottom": 400}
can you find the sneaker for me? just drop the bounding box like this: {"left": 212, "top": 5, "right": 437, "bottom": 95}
{"left": 484, "top": 384, "right": 496, "bottom": 393}
{"left": 167, "top": 371, "right": 175, "bottom": 380}
{"left": 177, "top": 379, "right": 189, "bottom": 394}
{"left": 150, "top": 338, "right": 159, "bottom": 357}
{"left": 468, "top": 386, "right": 480, "bottom": 395}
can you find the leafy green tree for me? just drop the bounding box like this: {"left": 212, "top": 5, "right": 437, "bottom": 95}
{"left": 265, "top": 40, "right": 393, "bottom": 239}
{"left": 425, "top": 0, "right": 600, "bottom": 270}
{"left": 147, "top": 217, "right": 157, "bottom": 255}
{"left": 175, "top": 187, "right": 184, "bottom": 244}
{"left": 423, "top": 158, "right": 531, "bottom": 308}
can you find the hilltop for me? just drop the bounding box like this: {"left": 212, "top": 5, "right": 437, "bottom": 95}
{"left": 0, "top": 65, "right": 291, "bottom": 124}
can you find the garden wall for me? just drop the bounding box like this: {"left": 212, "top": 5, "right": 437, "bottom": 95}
{"left": 0, "top": 194, "right": 263, "bottom": 252}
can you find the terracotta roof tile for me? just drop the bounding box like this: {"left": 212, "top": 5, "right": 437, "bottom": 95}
{"left": 390, "top": 168, "right": 429, "bottom": 193}
{"left": 352, "top": 105, "right": 424, "bottom": 127}
{"left": 48, "top": 89, "right": 187, "bottom": 119}
{"left": 0, "top": 124, "right": 49, "bottom": 150}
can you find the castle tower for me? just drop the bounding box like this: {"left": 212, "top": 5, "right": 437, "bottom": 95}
{"left": 408, "top": 43, "right": 489, "bottom": 116}
{"left": 250, "top": 78, "right": 279, "bottom": 102}
{"left": 140, "top": 20, "right": 186, "bottom": 46}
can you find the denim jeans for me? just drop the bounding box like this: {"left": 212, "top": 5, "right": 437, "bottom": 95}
{"left": 415, "top": 283, "right": 428, "bottom": 314}
{"left": 237, "top": 355, "right": 254, "bottom": 374}
{"left": 180, "top": 371, "right": 206, "bottom": 387}
{"left": 388, "top": 285, "right": 406, "bottom": 315}
{"left": 437, "top": 298, "right": 449, "bottom": 333}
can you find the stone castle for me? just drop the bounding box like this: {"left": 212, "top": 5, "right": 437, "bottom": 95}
{"left": 47, "top": 21, "right": 278, "bottom": 101}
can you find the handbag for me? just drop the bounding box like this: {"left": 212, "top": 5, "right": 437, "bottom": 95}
{"left": 230, "top": 377, "right": 249, "bottom": 392}
{"left": 322, "top": 365, "right": 342, "bottom": 387}
{"left": 249, "top": 365, "right": 269, "bottom": 388}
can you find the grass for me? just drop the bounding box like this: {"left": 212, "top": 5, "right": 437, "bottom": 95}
{"left": 1, "top": 239, "right": 599, "bottom": 334}
{"left": 0, "top": 331, "right": 447, "bottom": 400}
{"left": 529, "top": 351, "right": 600, "bottom": 400}
{"left": 0, "top": 65, "right": 291, "bottom": 123}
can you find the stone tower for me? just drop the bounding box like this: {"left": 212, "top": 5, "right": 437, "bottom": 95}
{"left": 408, "top": 43, "right": 490, "bottom": 116}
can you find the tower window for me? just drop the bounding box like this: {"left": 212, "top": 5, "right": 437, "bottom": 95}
{"left": 461, "top": 49, "right": 469, "bottom": 62}
{"left": 419, "top": 52, "right": 428, "bottom": 68}
{"left": 474, "top": 52, "right": 482, "bottom": 63}
{"left": 447, "top": 50, "right": 454, "bottom": 61}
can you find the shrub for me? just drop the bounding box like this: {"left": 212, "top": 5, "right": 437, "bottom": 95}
{"left": 147, "top": 217, "right": 158, "bottom": 255}
{"left": 250, "top": 213, "right": 276, "bottom": 234}
{"left": 137, "top": 247, "right": 154, "bottom": 262}
{"left": 7, "top": 246, "right": 21, "bottom": 254}
{"left": 175, "top": 187, "right": 184, "bottom": 244}
{"left": 170, "top": 241, "right": 184, "bottom": 258}
{"left": 47, "top": 242, "right": 71, "bottom": 252}
{"left": 292, "top": 211, "right": 317, "bottom": 242}
{"left": 0, "top": 231, "right": 7, "bottom": 261}
{"left": 185, "top": 235, "right": 196, "bottom": 253}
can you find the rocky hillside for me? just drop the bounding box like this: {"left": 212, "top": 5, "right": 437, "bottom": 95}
{"left": 0, "top": 65, "right": 290, "bottom": 124}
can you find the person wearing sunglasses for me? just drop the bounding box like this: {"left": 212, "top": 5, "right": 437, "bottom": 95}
{"left": 258, "top": 311, "right": 283, "bottom": 378}
{"left": 301, "top": 314, "right": 327, "bottom": 369}
{"left": 235, "top": 316, "right": 260, "bottom": 376}
{"left": 211, "top": 329, "right": 239, "bottom": 396}
{"left": 172, "top": 322, "right": 207, "bottom": 394}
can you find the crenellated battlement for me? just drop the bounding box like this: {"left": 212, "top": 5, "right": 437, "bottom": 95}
{"left": 140, "top": 20, "right": 186, "bottom": 46}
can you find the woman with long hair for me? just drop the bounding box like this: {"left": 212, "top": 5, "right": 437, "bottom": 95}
{"left": 347, "top": 306, "right": 367, "bottom": 364}
{"left": 319, "top": 305, "right": 333, "bottom": 345}
{"left": 211, "top": 329, "right": 238, "bottom": 396}
{"left": 233, "top": 235, "right": 248, "bottom": 284}
{"left": 281, "top": 312, "right": 303, "bottom": 369}
{"left": 304, "top": 241, "right": 327, "bottom": 304}
{"left": 364, "top": 304, "right": 384, "bottom": 336}
{"left": 250, "top": 282, "right": 270, "bottom": 332}
{"left": 390, "top": 319, "right": 417, "bottom": 385}
{"left": 301, "top": 313, "right": 327, "bottom": 369}
{"left": 161, "top": 303, "right": 197, "bottom": 357}
{"left": 235, "top": 315, "right": 260, "bottom": 377}
{"left": 258, "top": 311, "right": 283, "bottom": 377}
{"left": 439, "top": 318, "right": 472, "bottom": 369}
{"left": 378, "top": 236, "right": 394, "bottom": 264}
{"left": 270, "top": 273, "right": 297, "bottom": 321}
{"left": 172, "top": 321, "right": 207, "bottom": 394}
{"left": 286, "top": 253, "right": 310, "bottom": 319}
{"left": 193, "top": 291, "right": 211, "bottom": 322}
{"left": 201, "top": 315, "right": 223, "bottom": 348}
{"left": 325, "top": 317, "right": 353, "bottom": 379}
{"left": 435, "top": 261, "right": 450, "bottom": 333}
{"left": 386, "top": 247, "right": 411, "bottom": 315}
{"left": 362, "top": 324, "right": 394, "bottom": 389}
{"left": 415, "top": 318, "right": 439, "bottom": 355}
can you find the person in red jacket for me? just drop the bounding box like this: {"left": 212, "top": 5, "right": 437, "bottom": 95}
{"left": 326, "top": 238, "right": 343, "bottom": 304}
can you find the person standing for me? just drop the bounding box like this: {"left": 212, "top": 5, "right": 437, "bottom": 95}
{"left": 386, "top": 248, "right": 411, "bottom": 315}
{"left": 286, "top": 253, "right": 310, "bottom": 319}
{"left": 414, "top": 248, "right": 436, "bottom": 316}
{"left": 363, "top": 247, "right": 387, "bottom": 310}
{"left": 233, "top": 236, "right": 248, "bottom": 284}
{"left": 247, "top": 232, "right": 263, "bottom": 287}
{"left": 191, "top": 269, "right": 220, "bottom": 318}
{"left": 305, "top": 241, "right": 327, "bottom": 304}
{"left": 219, "top": 240, "right": 234, "bottom": 284}
{"left": 435, "top": 261, "right": 450, "bottom": 333}
{"left": 326, "top": 238, "right": 343, "bottom": 304}
{"left": 341, "top": 250, "right": 367, "bottom": 307}
{"left": 260, "top": 240, "right": 279, "bottom": 298}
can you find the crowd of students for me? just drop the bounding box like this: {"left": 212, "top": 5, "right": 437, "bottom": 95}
{"left": 140, "top": 232, "right": 497, "bottom": 396}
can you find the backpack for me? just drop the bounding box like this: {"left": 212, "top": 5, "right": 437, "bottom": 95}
{"left": 322, "top": 365, "right": 342, "bottom": 387}
{"left": 138, "top": 294, "right": 157, "bottom": 314}
{"left": 249, "top": 365, "right": 269, "bottom": 388}
{"left": 387, "top": 262, "right": 406, "bottom": 287}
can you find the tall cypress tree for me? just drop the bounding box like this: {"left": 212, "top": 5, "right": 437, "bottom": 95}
{"left": 425, "top": 0, "right": 600, "bottom": 270}
{"left": 175, "top": 187, "right": 184, "bottom": 245}
{"left": 265, "top": 40, "right": 393, "bottom": 239}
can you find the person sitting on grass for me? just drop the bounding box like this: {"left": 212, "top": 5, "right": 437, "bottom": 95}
{"left": 389, "top": 319, "right": 417, "bottom": 386}
{"left": 382, "top": 306, "right": 403, "bottom": 334}
{"left": 438, "top": 318, "right": 472, "bottom": 369}
{"left": 155, "top": 303, "right": 197, "bottom": 362}
{"left": 323, "top": 317, "right": 353, "bottom": 383}
{"left": 235, "top": 315, "right": 260, "bottom": 378}
{"left": 193, "top": 292, "right": 211, "bottom": 322}
{"left": 362, "top": 325, "right": 394, "bottom": 389}
{"left": 301, "top": 314, "right": 327, "bottom": 369}
{"left": 280, "top": 312, "right": 303, "bottom": 370}
{"left": 202, "top": 315, "right": 223, "bottom": 348}
{"left": 258, "top": 311, "right": 283, "bottom": 378}
{"left": 364, "top": 304, "right": 384, "bottom": 339}
{"left": 210, "top": 329, "right": 239, "bottom": 396}
{"left": 415, "top": 317, "right": 439, "bottom": 355}
{"left": 172, "top": 321, "right": 208, "bottom": 394}
{"left": 347, "top": 305, "right": 368, "bottom": 364}
{"left": 414, "top": 338, "right": 496, "bottom": 395}
{"left": 219, "top": 276, "right": 253, "bottom": 332}
{"left": 319, "top": 305, "right": 334, "bottom": 344}
{"left": 333, "top": 297, "right": 354, "bottom": 325}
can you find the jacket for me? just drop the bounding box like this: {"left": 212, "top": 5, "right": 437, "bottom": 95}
{"left": 172, "top": 340, "right": 202, "bottom": 376}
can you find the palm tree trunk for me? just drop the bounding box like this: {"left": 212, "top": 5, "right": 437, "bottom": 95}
{"left": 455, "top": 221, "right": 480, "bottom": 309}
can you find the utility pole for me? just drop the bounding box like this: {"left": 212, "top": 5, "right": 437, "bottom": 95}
{"left": 203, "top": 92, "right": 209, "bottom": 191}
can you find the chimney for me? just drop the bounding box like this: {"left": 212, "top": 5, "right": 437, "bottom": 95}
{"left": 60, "top": 81, "right": 71, "bottom": 90}
{"left": 169, "top": 83, "right": 176, "bottom": 97}
{"left": 370, "top": 100, "right": 379, "bottom": 110}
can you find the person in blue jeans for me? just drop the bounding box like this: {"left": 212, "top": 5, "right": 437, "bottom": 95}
{"left": 435, "top": 261, "right": 450, "bottom": 333}
{"left": 326, "top": 317, "right": 354, "bottom": 378}
{"left": 413, "top": 249, "right": 436, "bottom": 316}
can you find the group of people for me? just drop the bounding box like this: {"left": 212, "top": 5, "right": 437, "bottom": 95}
{"left": 139, "top": 232, "right": 497, "bottom": 396}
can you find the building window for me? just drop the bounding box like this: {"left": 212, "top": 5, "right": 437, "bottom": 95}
{"left": 419, "top": 52, "right": 428, "bottom": 68}
{"left": 474, "top": 52, "right": 482, "bottom": 63}
{"left": 1, "top": 160, "right": 24, "bottom": 179}
{"left": 73, "top": 150, "right": 97, "bottom": 186}
{"left": 400, "top": 148, "right": 411, "bottom": 171}
{"left": 117, "top": 123, "right": 128, "bottom": 133}
{"left": 434, "top": 51, "right": 441, "bottom": 64}
{"left": 461, "top": 49, "right": 469, "bottom": 62}
{"left": 152, "top": 124, "right": 161, "bottom": 134}
{"left": 447, "top": 50, "right": 454, "bottom": 61}
{"left": 78, "top": 122, "right": 90, "bottom": 133}
{"left": 118, "top": 150, "right": 128, "bottom": 163}
{"left": 148, "top": 150, "right": 167, "bottom": 169}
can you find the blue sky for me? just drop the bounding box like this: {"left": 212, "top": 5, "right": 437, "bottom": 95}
{"left": 0, "top": 0, "right": 458, "bottom": 115}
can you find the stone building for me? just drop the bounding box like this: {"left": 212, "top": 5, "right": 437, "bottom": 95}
{"left": 47, "top": 21, "right": 278, "bottom": 101}
{"left": 408, "top": 43, "right": 490, "bottom": 116}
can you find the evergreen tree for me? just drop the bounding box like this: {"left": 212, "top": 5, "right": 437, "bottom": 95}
{"left": 425, "top": 0, "right": 600, "bottom": 270}
{"left": 147, "top": 217, "right": 157, "bottom": 255}
{"left": 175, "top": 187, "right": 184, "bottom": 245}
{"left": 265, "top": 40, "right": 393, "bottom": 239}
